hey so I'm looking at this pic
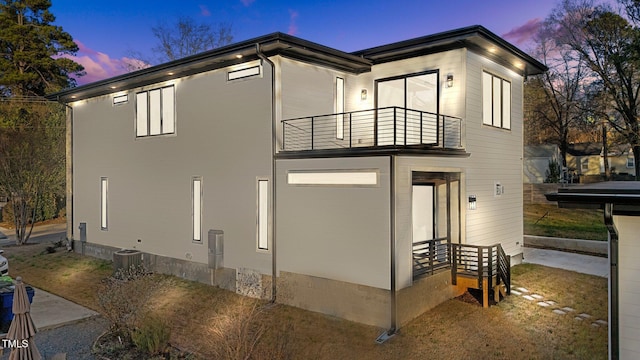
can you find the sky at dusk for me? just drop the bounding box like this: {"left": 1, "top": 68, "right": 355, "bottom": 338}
{"left": 50, "top": 0, "right": 563, "bottom": 85}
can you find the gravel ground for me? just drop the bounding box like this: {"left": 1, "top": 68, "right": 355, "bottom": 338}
{"left": 1, "top": 316, "right": 109, "bottom": 360}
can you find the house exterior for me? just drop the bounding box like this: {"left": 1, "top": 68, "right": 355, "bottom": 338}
{"left": 546, "top": 182, "right": 640, "bottom": 360}
{"left": 47, "top": 26, "right": 546, "bottom": 330}
{"left": 524, "top": 144, "right": 562, "bottom": 183}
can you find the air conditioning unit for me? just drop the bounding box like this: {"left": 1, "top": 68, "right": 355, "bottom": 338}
{"left": 113, "top": 249, "right": 143, "bottom": 272}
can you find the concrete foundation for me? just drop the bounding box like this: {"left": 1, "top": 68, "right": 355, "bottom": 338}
{"left": 397, "top": 270, "right": 461, "bottom": 326}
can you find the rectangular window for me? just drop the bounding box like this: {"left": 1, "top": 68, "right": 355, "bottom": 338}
{"left": 192, "top": 177, "right": 202, "bottom": 242}
{"left": 581, "top": 158, "right": 589, "bottom": 171}
{"left": 228, "top": 66, "right": 261, "bottom": 81}
{"left": 100, "top": 177, "right": 108, "bottom": 230}
{"left": 336, "top": 77, "right": 344, "bottom": 139}
{"left": 482, "top": 71, "right": 511, "bottom": 129}
{"left": 136, "top": 85, "right": 175, "bottom": 137}
{"left": 627, "top": 157, "right": 635, "bottom": 168}
{"left": 113, "top": 94, "right": 128, "bottom": 105}
{"left": 287, "top": 170, "right": 378, "bottom": 186}
{"left": 257, "top": 179, "right": 269, "bottom": 251}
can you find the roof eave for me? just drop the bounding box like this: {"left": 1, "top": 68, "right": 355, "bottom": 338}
{"left": 46, "top": 32, "right": 372, "bottom": 103}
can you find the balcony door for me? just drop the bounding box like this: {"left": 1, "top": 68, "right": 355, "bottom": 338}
{"left": 376, "top": 72, "right": 439, "bottom": 146}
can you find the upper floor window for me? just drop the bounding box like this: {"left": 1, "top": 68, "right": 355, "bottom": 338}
{"left": 482, "top": 71, "right": 511, "bottom": 130}
{"left": 136, "top": 85, "right": 175, "bottom": 137}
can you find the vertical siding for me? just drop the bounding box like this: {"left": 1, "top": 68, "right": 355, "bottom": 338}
{"left": 72, "top": 60, "right": 274, "bottom": 274}
{"left": 615, "top": 215, "right": 640, "bottom": 359}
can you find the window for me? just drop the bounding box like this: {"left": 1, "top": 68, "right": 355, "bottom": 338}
{"left": 257, "top": 179, "right": 269, "bottom": 251}
{"left": 136, "top": 85, "right": 175, "bottom": 137}
{"left": 228, "top": 66, "right": 261, "bottom": 81}
{"left": 628, "top": 157, "right": 635, "bottom": 168}
{"left": 482, "top": 71, "right": 511, "bottom": 129}
{"left": 113, "top": 94, "right": 128, "bottom": 105}
{"left": 192, "top": 177, "right": 202, "bottom": 242}
{"left": 336, "top": 77, "right": 344, "bottom": 139}
{"left": 581, "top": 158, "right": 589, "bottom": 171}
{"left": 100, "top": 177, "right": 108, "bottom": 230}
{"left": 287, "top": 170, "right": 378, "bottom": 186}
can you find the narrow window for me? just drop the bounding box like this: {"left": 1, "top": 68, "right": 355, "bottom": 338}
{"left": 162, "top": 86, "right": 175, "bottom": 134}
{"left": 149, "top": 89, "right": 162, "bottom": 135}
{"left": 100, "top": 177, "right": 108, "bottom": 230}
{"left": 136, "top": 92, "right": 148, "bottom": 137}
{"left": 336, "top": 77, "right": 344, "bottom": 139}
{"left": 492, "top": 77, "right": 502, "bottom": 127}
{"left": 502, "top": 80, "right": 511, "bottom": 129}
{"left": 192, "top": 177, "right": 202, "bottom": 242}
{"left": 257, "top": 179, "right": 269, "bottom": 250}
{"left": 482, "top": 72, "right": 493, "bottom": 126}
{"left": 627, "top": 157, "right": 635, "bottom": 168}
{"left": 581, "top": 158, "right": 589, "bottom": 171}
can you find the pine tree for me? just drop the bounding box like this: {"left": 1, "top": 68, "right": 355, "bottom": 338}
{"left": 0, "top": 0, "right": 84, "bottom": 97}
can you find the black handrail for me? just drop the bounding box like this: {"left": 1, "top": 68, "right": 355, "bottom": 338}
{"left": 281, "top": 106, "right": 462, "bottom": 151}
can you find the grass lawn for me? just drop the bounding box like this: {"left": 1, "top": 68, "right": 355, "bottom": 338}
{"left": 524, "top": 203, "right": 608, "bottom": 240}
{"left": 3, "top": 241, "right": 608, "bottom": 359}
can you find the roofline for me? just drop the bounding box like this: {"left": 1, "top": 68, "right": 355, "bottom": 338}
{"left": 46, "top": 32, "right": 372, "bottom": 102}
{"left": 352, "top": 25, "right": 547, "bottom": 76}
{"left": 47, "top": 25, "right": 547, "bottom": 102}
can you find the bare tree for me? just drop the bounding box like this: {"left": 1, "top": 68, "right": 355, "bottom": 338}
{"left": 549, "top": 0, "right": 640, "bottom": 179}
{"left": 525, "top": 19, "right": 589, "bottom": 168}
{"left": 151, "top": 16, "right": 233, "bottom": 63}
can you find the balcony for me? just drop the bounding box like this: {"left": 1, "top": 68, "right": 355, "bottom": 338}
{"left": 281, "top": 107, "right": 463, "bottom": 154}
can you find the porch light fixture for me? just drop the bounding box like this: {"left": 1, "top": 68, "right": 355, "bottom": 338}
{"left": 361, "top": 89, "right": 367, "bottom": 100}
{"left": 468, "top": 195, "right": 477, "bottom": 210}
{"left": 446, "top": 73, "right": 454, "bottom": 88}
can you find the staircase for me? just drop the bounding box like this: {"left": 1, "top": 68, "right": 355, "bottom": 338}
{"left": 451, "top": 243, "right": 511, "bottom": 308}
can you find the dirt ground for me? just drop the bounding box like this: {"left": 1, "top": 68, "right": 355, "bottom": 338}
{"left": 4, "top": 242, "right": 608, "bottom": 359}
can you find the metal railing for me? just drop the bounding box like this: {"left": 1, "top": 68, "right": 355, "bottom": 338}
{"left": 451, "top": 243, "right": 510, "bottom": 292}
{"left": 282, "top": 107, "right": 463, "bottom": 152}
{"left": 412, "top": 237, "right": 450, "bottom": 278}
{"left": 412, "top": 241, "right": 511, "bottom": 295}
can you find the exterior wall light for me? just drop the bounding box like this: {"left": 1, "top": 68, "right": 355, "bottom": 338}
{"left": 468, "top": 195, "right": 477, "bottom": 210}
{"left": 446, "top": 73, "right": 454, "bottom": 88}
{"left": 361, "top": 89, "right": 368, "bottom": 100}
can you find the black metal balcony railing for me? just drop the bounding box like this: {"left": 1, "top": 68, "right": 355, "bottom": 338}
{"left": 412, "top": 240, "right": 511, "bottom": 296}
{"left": 281, "top": 107, "right": 462, "bottom": 152}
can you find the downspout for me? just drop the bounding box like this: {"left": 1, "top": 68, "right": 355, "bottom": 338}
{"left": 56, "top": 97, "right": 74, "bottom": 249}
{"left": 377, "top": 155, "right": 397, "bottom": 343}
{"left": 256, "top": 43, "right": 278, "bottom": 302}
{"left": 604, "top": 203, "right": 619, "bottom": 360}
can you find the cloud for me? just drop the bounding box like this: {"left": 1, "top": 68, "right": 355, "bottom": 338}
{"left": 502, "top": 18, "right": 542, "bottom": 45}
{"left": 199, "top": 4, "right": 211, "bottom": 16}
{"left": 61, "top": 40, "right": 150, "bottom": 85}
{"left": 240, "top": 0, "right": 255, "bottom": 6}
{"left": 288, "top": 9, "right": 299, "bottom": 36}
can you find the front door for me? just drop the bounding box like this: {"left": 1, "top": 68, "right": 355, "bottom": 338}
{"left": 412, "top": 184, "right": 434, "bottom": 244}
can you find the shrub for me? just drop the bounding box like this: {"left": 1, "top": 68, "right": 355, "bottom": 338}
{"left": 544, "top": 159, "right": 561, "bottom": 183}
{"left": 97, "top": 264, "right": 165, "bottom": 337}
{"left": 131, "top": 314, "right": 171, "bottom": 356}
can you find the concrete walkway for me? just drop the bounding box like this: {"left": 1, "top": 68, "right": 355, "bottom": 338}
{"left": 29, "top": 288, "right": 99, "bottom": 331}
{"left": 523, "top": 246, "right": 609, "bottom": 278}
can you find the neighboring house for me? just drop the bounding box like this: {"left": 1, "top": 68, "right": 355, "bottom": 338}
{"left": 605, "top": 144, "right": 635, "bottom": 177}
{"left": 546, "top": 182, "right": 640, "bottom": 360}
{"left": 567, "top": 142, "right": 603, "bottom": 177}
{"left": 524, "top": 144, "right": 561, "bottom": 183}
{"left": 47, "top": 26, "right": 546, "bottom": 331}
